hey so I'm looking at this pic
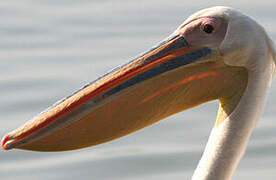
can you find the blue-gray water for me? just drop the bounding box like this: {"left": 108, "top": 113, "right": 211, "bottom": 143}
{"left": 1, "top": 1, "right": 276, "bottom": 179}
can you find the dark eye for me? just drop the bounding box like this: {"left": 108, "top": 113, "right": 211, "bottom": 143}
{"left": 203, "top": 24, "right": 214, "bottom": 34}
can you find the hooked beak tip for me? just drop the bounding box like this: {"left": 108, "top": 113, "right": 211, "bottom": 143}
{"left": 1, "top": 134, "right": 11, "bottom": 150}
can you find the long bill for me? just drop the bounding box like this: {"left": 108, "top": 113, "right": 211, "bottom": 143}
{"left": 1, "top": 34, "right": 247, "bottom": 151}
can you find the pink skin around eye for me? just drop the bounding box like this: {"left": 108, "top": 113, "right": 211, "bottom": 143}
{"left": 177, "top": 17, "right": 227, "bottom": 48}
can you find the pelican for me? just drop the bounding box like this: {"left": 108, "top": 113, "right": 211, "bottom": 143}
{"left": 1, "top": 6, "right": 276, "bottom": 180}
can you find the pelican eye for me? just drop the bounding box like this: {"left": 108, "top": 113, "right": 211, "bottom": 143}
{"left": 203, "top": 24, "right": 214, "bottom": 34}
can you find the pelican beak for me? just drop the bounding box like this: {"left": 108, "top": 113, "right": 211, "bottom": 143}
{"left": 1, "top": 34, "right": 247, "bottom": 151}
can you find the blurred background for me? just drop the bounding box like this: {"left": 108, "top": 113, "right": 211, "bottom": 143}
{"left": 0, "top": 0, "right": 275, "bottom": 179}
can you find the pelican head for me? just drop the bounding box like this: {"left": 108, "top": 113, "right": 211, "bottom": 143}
{"left": 2, "top": 6, "right": 276, "bottom": 180}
